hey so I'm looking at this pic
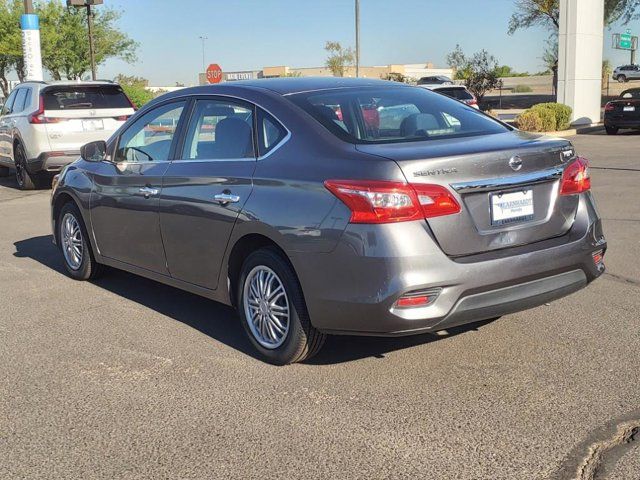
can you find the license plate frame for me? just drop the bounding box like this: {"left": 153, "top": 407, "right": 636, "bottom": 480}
{"left": 82, "top": 119, "right": 104, "bottom": 131}
{"left": 490, "top": 189, "right": 535, "bottom": 226}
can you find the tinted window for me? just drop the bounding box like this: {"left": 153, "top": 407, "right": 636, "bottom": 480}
{"left": 258, "top": 109, "right": 287, "bottom": 156}
{"left": 1, "top": 90, "right": 18, "bottom": 115}
{"left": 621, "top": 89, "right": 640, "bottom": 99}
{"left": 436, "top": 87, "right": 474, "bottom": 101}
{"left": 116, "top": 101, "right": 186, "bottom": 163}
{"left": 181, "top": 99, "right": 254, "bottom": 160}
{"left": 289, "top": 87, "right": 509, "bottom": 144}
{"left": 43, "top": 85, "right": 132, "bottom": 110}
{"left": 11, "top": 89, "right": 27, "bottom": 114}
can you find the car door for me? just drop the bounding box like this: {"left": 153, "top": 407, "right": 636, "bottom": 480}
{"left": 90, "top": 99, "right": 188, "bottom": 274}
{"left": 0, "top": 89, "right": 19, "bottom": 165}
{"left": 159, "top": 97, "right": 257, "bottom": 290}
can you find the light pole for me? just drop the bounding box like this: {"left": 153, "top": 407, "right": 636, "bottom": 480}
{"left": 67, "top": 0, "right": 103, "bottom": 80}
{"left": 199, "top": 36, "right": 208, "bottom": 73}
{"left": 355, "top": 0, "right": 360, "bottom": 77}
{"left": 21, "top": 0, "right": 44, "bottom": 81}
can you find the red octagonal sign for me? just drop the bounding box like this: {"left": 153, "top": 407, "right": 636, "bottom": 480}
{"left": 206, "top": 64, "right": 223, "bottom": 84}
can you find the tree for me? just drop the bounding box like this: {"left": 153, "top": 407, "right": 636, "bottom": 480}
{"left": 508, "top": 1, "right": 640, "bottom": 96}
{"left": 445, "top": 46, "right": 503, "bottom": 103}
{"left": 39, "top": 2, "right": 137, "bottom": 80}
{"left": 114, "top": 74, "right": 153, "bottom": 108}
{"left": 0, "top": 0, "right": 26, "bottom": 97}
{"left": 324, "top": 41, "right": 354, "bottom": 77}
{"left": 114, "top": 74, "right": 148, "bottom": 88}
{"left": 382, "top": 72, "right": 409, "bottom": 83}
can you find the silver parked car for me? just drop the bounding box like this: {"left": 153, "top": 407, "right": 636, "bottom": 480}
{"left": 613, "top": 64, "right": 640, "bottom": 83}
{"left": 51, "top": 78, "right": 606, "bottom": 364}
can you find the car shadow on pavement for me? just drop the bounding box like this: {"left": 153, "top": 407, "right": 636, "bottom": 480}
{"left": 14, "top": 235, "right": 497, "bottom": 365}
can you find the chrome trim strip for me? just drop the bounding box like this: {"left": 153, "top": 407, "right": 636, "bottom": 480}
{"left": 450, "top": 166, "right": 563, "bottom": 193}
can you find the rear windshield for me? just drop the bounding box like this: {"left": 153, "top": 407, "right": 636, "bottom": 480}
{"left": 288, "top": 86, "right": 509, "bottom": 144}
{"left": 43, "top": 85, "right": 131, "bottom": 110}
{"left": 435, "top": 87, "right": 474, "bottom": 101}
{"left": 621, "top": 89, "right": 640, "bottom": 99}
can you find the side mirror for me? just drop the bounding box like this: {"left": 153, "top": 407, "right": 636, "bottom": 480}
{"left": 81, "top": 140, "right": 107, "bottom": 162}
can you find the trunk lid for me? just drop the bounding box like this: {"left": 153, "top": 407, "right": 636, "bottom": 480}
{"left": 356, "top": 131, "right": 579, "bottom": 256}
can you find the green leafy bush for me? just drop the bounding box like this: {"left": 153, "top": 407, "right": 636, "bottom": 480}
{"left": 535, "top": 107, "right": 557, "bottom": 131}
{"left": 516, "top": 110, "right": 543, "bottom": 132}
{"left": 512, "top": 84, "right": 533, "bottom": 93}
{"left": 531, "top": 103, "right": 572, "bottom": 131}
{"left": 121, "top": 84, "right": 154, "bottom": 109}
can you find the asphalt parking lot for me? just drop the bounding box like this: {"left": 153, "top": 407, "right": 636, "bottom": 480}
{"left": 0, "top": 131, "right": 638, "bottom": 480}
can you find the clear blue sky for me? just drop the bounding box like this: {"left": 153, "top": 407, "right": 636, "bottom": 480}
{"left": 93, "top": 0, "right": 637, "bottom": 86}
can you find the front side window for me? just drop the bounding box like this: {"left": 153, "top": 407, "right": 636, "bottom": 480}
{"left": 115, "top": 101, "right": 186, "bottom": 163}
{"left": 1, "top": 90, "right": 18, "bottom": 115}
{"left": 289, "top": 86, "right": 509, "bottom": 144}
{"left": 181, "top": 99, "right": 254, "bottom": 160}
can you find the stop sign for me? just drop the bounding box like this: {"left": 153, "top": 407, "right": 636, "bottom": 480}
{"left": 206, "top": 64, "right": 223, "bottom": 84}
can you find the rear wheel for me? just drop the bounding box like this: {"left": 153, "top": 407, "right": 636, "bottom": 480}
{"left": 14, "top": 143, "right": 39, "bottom": 190}
{"left": 617, "top": 74, "right": 627, "bottom": 83}
{"left": 237, "top": 247, "right": 326, "bottom": 365}
{"left": 57, "top": 202, "right": 103, "bottom": 280}
{"left": 605, "top": 126, "right": 619, "bottom": 135}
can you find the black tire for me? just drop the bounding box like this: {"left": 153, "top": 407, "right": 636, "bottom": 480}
{"left": 57, "top": 202, "right": 103, "bottom": 280}
{"left": 605, "top": 126, "right": 619, "bottom": 135}
{"left": 14, "top": 143, "right": 40, "bottom": 190}
{"left": 237, "top": 247, "right": 326, "bottom": 365}
{"left": 0, "top": 165, "right": 10, "bottom": 177}
{"left": 617, "top": 75, "right": 627, "bottom": 83}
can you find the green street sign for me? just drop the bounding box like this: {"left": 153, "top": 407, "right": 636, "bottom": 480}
{"left": 621, "top": 30, "right": 633, "bottom": 49}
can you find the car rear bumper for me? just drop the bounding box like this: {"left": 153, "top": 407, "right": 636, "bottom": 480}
{"left": 292, "top": 192, "right": 606, "bottom": 336}
{"left": 604, "top": 118, "right": 640, "bottom": 128}
{"left": 27, "top": 151, "right": 80, "bottom": 174}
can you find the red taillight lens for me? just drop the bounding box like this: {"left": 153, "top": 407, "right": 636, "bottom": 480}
{"left": 114, "top": 115, "right": 131, "bottom": 121}
{"left": 324, "top": 180, "right": 460, "bottom": 224}
{"left": 604, "top": 102, "right": 615, "bottom": 111}
{"left": 560, "top": 157, "right": 591, "bottom": 195}
{"left": 466, "top": 98, "right": 478, "bottom": 106}
{"left": 396, "top": 295, "right": 430, "bottom": 308}
{"left": 28, "top": 95, "right": 64, "bottom": 124}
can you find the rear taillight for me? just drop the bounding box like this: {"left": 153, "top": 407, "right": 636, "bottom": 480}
{"left": 465, "top": 98, "right": 478, "bottom": 106}
{"left": 324, "top": 180, "right": 461, "bottom": 224}
{"left": 28, "top": 95, "right": 64, "bottom": 124}
{"left": 114, "top": 115, "right": 131, "bottom": 121}
{"left": 604, "top": 102, "right": 615, "bottom": 111}
{"left": 560, "top": 157, "right": 591, "bottom": 195}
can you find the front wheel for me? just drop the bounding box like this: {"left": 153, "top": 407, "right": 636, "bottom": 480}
{"left": 617, "top": 75, "right": 627, "bottom": 83}
{"left": 57, "top": 202, "right": 103, "bottom": 280}
{"left": 237, "top": 248, "right": 326, "bottom": 365}
{"left": 605, "top": 126, "right": 619, "bottom": 135}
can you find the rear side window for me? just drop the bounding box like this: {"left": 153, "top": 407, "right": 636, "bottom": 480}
{"left": 43, "top": 85, "right": 132, "bottom": 110}
{"left": 258, "top": 109, "right": 287, "bottom": 156}
{"left": 289, "top": 86, "right": 509, "bottom": 144}
{"left": 12, "top": 89, "right": 28, "bottom": 114}
{"left": 436, "top": 88, "right": 473, "bottom": 101}
{"left": 1, "top": 90, "right": 18, "bottom": 115}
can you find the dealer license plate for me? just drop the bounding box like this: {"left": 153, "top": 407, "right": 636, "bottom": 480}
{"left": 490, "top": 190, "right": 534, "bottom": 226}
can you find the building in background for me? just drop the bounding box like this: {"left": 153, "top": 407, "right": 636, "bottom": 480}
{"left": 198, "top": 63, "right": 453, "bottom": 85}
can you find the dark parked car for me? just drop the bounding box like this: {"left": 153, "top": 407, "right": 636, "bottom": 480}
{"left": 51, "top": 78, "right": 606, "bottom": 364}
{"left": 416, "top": 75, "right": 453, "bottom": 86}
{"left": 604, "top": 88, "right": 640, "bottom": 134}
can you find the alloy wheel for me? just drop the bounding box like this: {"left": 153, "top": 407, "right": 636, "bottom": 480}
{"left": 61, "top": 213, "right": 84, "bottom": 270}
{"left": 243, "top": 266, "right": 290, "bottom": 349}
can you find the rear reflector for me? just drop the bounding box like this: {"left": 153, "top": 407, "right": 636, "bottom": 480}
{"left": 395, "top": 288, "right": 441, "bottom": 309}
{"left": 592, "top": 249, "right": 604, "bottom": 265}
{"left": 560, "top": 157, "right": 591, "bottom": 195}
{"left": 324, "top": 180, "right": 461, "bottom": 224}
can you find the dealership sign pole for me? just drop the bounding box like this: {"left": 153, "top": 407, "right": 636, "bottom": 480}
{"left": 21, "top": 0, "right": 44, "bottom": 81}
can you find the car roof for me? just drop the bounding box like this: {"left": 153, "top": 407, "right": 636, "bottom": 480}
{"left": 18, "top": 80, "right": 118, "bottom": 88}
{"left": 200, "top": 77, "right": 407, "bottom": 95}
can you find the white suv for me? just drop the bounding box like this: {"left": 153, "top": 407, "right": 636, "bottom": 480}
{"left": 0, "top": 81, "right": 135, "bottom": 189}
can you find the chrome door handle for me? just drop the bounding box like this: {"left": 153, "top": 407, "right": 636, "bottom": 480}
{"left": 138, "top": 186, "right": 159, "bottom": 198}
{"left": 213, "top": 193, "right": 240, "bottom": 204}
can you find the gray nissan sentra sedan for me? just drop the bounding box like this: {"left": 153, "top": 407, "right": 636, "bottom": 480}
{"left": 51, "top": 77, "right": 606, "bottom": 364}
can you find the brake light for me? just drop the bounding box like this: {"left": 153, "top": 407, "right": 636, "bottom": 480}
{"left": 114, "top": 115, "right": 131, "bottom": 121}
{"left": 604, "top": 102, "right": 615, "bottom": 111}
{"left": 465, "top": 98, "right": 478, "bottom": 106}
{"left": 28, "top": 95, "right": 64, "bottom": 124}
{"left": 560, "top": 157, "right": 591, "bottom": 195}
{"left": 324, "top": 180, "right": 461, "bottom": 224}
